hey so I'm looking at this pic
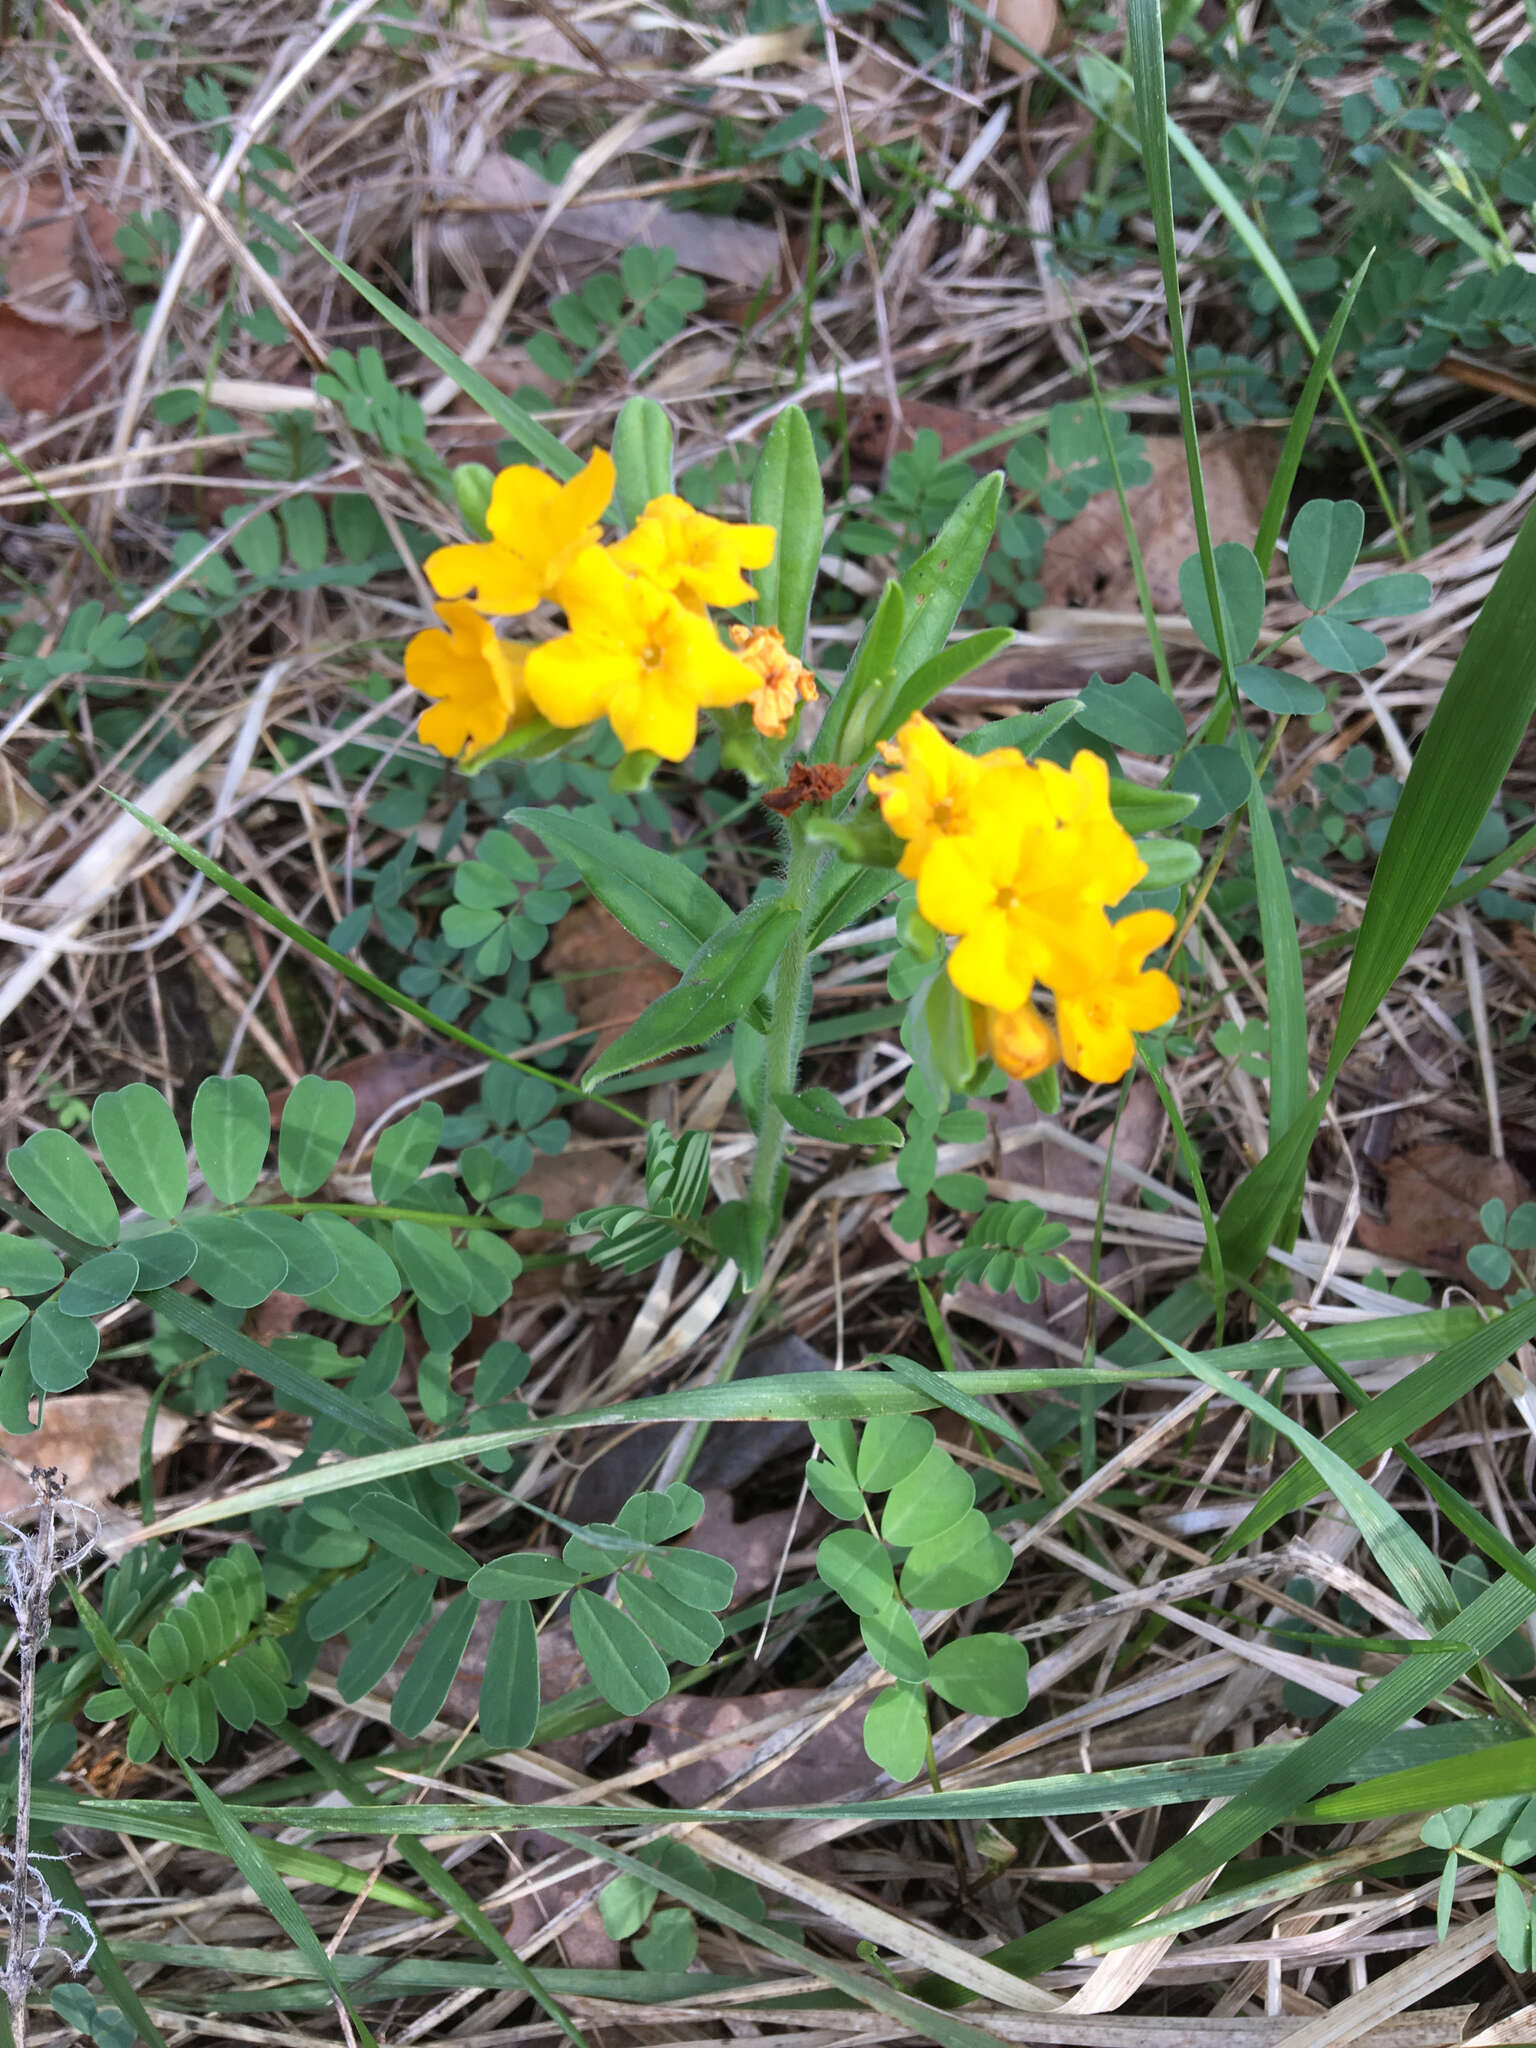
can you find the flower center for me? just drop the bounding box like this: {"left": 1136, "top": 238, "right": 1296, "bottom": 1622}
{"left": 640, "top": 640, "right": 664, "bottom": 672}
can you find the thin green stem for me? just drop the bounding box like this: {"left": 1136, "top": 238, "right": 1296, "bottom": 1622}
{"left": 744, "top": 829, "right": 823, "bottom": 1257}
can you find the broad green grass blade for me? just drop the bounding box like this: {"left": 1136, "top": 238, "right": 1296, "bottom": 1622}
{"left": 1218, "top": 501, "right": 1536, "bottom": 1274}
{"left": 111, "top": 797, "right": 645, "bottom": 1127}
{"left": 1219, "top": 1293, "right": 1536, "bottom": 1554}
{"left": 297, "top": 227, "right": 578, "bottom": 477}
{"left": 1245, "top": 763, "right": 1308, "bottom": 1162}
{"left": 1253, "top": 254, "right": 1374, "bottom": 573}
{"left": 131, "top": 1321, "right": 1484, "bottom": 1540}
{"left": 1311, "top": 1737, "right": 1536, "bottom": 1823}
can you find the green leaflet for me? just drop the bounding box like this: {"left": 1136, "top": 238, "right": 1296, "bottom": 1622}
{"left": 584, "top": 899, "right": 799, "bottom": 1088}
{"left": 510, "top": 806, "right": 731, "bottom": 973}
{"left": 774, "top": 1087, "right": 902, "bottom": 1147}
{"left": 890, "top": 473, "right": 1003, "bottom": 686}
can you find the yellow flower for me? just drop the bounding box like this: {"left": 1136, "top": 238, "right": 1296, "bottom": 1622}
{"left": 404, "top": 601, "right": 532, "bottom": 758}
{"left": 728, "top": 624, "right": 818, "bottom": 738}
{"left": 984, "top": 1000, "right": 1060, "bottom": 1081}
{"left": 1034, "top": 749, "right": 1149, "bottom": 911}
{"left": 425, "top": 448, "right": 614, "bottom": 615}
{"left": 525, "top": 548, "right": 761, "bottom": 761}
{"left": 612, "top": 495, "right": 776, "bottom": 609}
{"left": 869, "top": 713, "right": 1015, "bottom": 881}
{"left": 1055, "top": 911, "right": 1181, "bottom": 1084}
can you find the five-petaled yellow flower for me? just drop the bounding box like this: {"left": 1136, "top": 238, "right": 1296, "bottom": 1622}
{"left": 613, "top": 495, "right": 776, "bottom": 609}
{"left": 874, "top": 714, "right": 1179, "bottom": 1084}
{"left": 404, "top": 601, "right": 532, "bottom": 758}
{"left": 425, "top": 448, "right": 614, "bottom": 615}
{"left": 525, "top": 549, "right": 761, "bottom": 762}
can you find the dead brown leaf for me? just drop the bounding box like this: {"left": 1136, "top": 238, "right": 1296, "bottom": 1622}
{"left": 1357, "top": 1141, "right": 1531, "bottom": 1292}
{"left": 441, "top": 154, "right": 783, "bottom": 291}
{"left": 0, "top": 1393, "right": 186, "bottom": 1515}
{"left": 988, "top": 0, "right": 1060, "bottom": 77}
{"left": 0, "top": 171, "right": 124, "bottom": 332}
{"left": 1040, "top": 431, "right": 1277, "bottom": 613}
{"left": 631, "top": 1688, "right": 867, "bottom": 1808}
{"left": 842, "top": 397, "right": 1003, "bottom": 480}
{"left": 0, "top": 305, "right": 134, "bottom": 424}
{"left": 683, "top": 1491, "right": 809, "bottom": 1605}
{"left": 543, "top": 902, "right": 675, "bottom": 1066}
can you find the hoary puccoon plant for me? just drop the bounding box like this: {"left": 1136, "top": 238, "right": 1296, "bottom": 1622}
{"left": 403, "top": 406, "right": 1187, "bottom": 1284}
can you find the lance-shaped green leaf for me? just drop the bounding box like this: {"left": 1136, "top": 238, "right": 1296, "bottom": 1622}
{"left": 775, "top": 1087, "right": 902, "bottom": 1147}
{"left": 812, "top": 579, "right": 905, "bottom": 765}
{"left": 584, "top": 898, "right": 799, "bottom": 1088}
{"left": 877, "top": 626, "right": 1015, "bottom": 745}
{"left": 956, "top": 699, "right": 1082, "bottom": 759}
{"left": 890, "top": 473, "right": 1003, "bottom": 685}
{"left": 510, "top": 807, "right": 731, "bottom": 973}
{"left": 612, "top": 395, "right": 674, "bottom": 528}
{"left": 277, "top": 1075, "right": 355, "bottom": 1198}
{"left": 750, "top": 403, "right": 822, "bottom": 656}
{"left": 392, "top": 1593, "right": 479, "bottom": 1736}
{"left": 350, "top": 1491, "right": 475, "bottom": 1580}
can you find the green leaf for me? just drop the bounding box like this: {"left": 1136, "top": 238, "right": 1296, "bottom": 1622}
{"left": 927, "top": 1633, "right": 1031, "bottom": 1715}
{"left": 817, "top": 1529, "right": 897, "bottom": 1618}
{"left": 125, "top": 1230, "right": 197, "bottom": 1288}
{"left": 775, "top": 1088, "right": 902, "bottom": 1148}
{"left": 1299, "top": 613, "right": 1385, "bottom": 672}
{"left": 242, "top": 1211, "right": 339, "bottom": 1297}
{"left": 371, "top": 1102, "right": 444, "bottom": 1203}
{"left": 750, "top": 403, "right": 821, "bottom": 657}
{"left": 6, "top": 1130, "right": 120, "bottom": 1246}
{"left": 634, "top": 1906, "right": 697, "bottom": 1974}
{"left": 1331, "top": 572, "right": 1433, "bottom": 621}
{"left": 862, "top": 1684, "right": 930, "bottom": 1782}
{"left": 618, "top": 1573, "right": 724, "bottom": 1663}
{"left": 900, "top": 1515, "right": 1014, "bottom": 1610}
{"left": 646, "top": 1545, "right": 736, "bottom": 1612}
{"left": 1178, "top": 542, "right": 1266, "bottom": 663}
{"left": 1075, "top": 673, "right": 1186, "bottom": 755}
{"left": 1135, "top": 837, "right": 1201, "bottom": 888}
{"left": 277, "top": 1076, "right": 355, "bottom": 1198}
{"left": 27, "top": 1297, "right": 99, "bottom": 1391}
{"left": 860, "top": 1596, "right": 929, "bottom": 1682}
{"left": 600, "top": 1872, "right": 659, "bottom": 1942}
{"left": 181, "top": 1212, "right": 288, "bottom": 1309}
{"left": 612, "top": 396, "right": 673, "bottom": 528}
{"left": 392, "top": 1592, "right": 478, "bottom": 1736}
{"left": 300, "top": 1216, "right": 400, "bottom": 1319}
{"left": 337, "top": 1572, "right": 435, "bottom": 1701}
{"left": 570, "top": 1587, "right": 671, "bottom": 1714}
{"left": 875, "top": 626, "right": 1015, "bottom": 749}
{"left": 880, "top": 1444, "right": 975, "bottom": 1545}
{"left": 191, "top": 1076, "right": 271, "bottom": 1206}
{"left": 469, "top": 1554, "right": 579, "bottom": 1601}
{"left": 0, "top": 1236, "right": 65, "bottom": 1297}
{"left": 615, "top": 1480, "right": 704, "bottom": 1543}
{"left": 91, "top": 1085, "right": 188, "bottom": 1219}
{"left": 480, "top": 1597, "right": 540, "bottom": 1750}
{"left": 812, "top": 580, "right": 906, "bottom": 766}
{"left": 1168, "top": 743, "right": 1251, "bottom": 828}
{"left": 511, "top": 807, "right": 731, "bottom": 975}
{"left": 58, "top": 1249, "right": 140, "bottom": 1318}
{"left": 891, "top": 473, "right": 1003, "bottom": 684}
{"left": 391, "top": 1220, "right": 471, "bottom": 1314}
{"left": 350, "top": 1490, "right": 474, "bottom": 1581}
{"left": 0, "top": 1302, "right": 27, "bottom": 1351}
{"left": 856, "top": 1414, "right": 936, "bottom": 1493}
{"left": 584, "top": 899, "right": 798, "bottom": 1089}
{"left": 1288, "top": 499, "right": 1364, "bottom": 612}
{"left": 806, "top": 1459, "right": 866, "bottom": 1520}
{"left": 1234, "top": 663, "right": 1325, "bottom": 715}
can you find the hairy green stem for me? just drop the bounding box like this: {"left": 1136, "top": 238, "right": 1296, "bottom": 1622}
{"left": 744, "top": 830, "right": 823, "bottom": 1260}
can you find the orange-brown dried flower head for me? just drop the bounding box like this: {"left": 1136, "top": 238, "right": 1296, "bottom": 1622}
{"left": 728, "top": 623, "right": 818, "bottom": 739}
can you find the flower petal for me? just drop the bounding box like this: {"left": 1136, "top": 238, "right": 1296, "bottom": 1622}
{"left": 607, "top": 679, "right": 697, "bottom": 762}
{"left": 525, "top": 633, "right": 633, "bottom": 728}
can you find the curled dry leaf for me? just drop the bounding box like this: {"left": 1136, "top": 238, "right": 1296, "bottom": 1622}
{"left": 0, "top": 171, "right": 124, "bottom": 333}
{"left": 1041, "top": 431, "right": 1277, "bottom": 613}
{"left": 986, "top": 0, "right": 1060, "bottom": 78}
{"left": 1357, "top": 1140, "right": 1533, "bottom": 1294}
{"left": 0, "top": 1393, "right": 186, "bottom": 1516}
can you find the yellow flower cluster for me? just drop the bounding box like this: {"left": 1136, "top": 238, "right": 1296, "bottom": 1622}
{"left": 869, "top": 714, "right": 1180, "bottom": 1084}
{"left": 403, "top": 449, "right": 792, "bottom": 763}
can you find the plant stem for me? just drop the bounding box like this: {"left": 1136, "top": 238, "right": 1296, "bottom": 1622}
{"left": 744, "top": 829, "right": 822, "bottom": 1261}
